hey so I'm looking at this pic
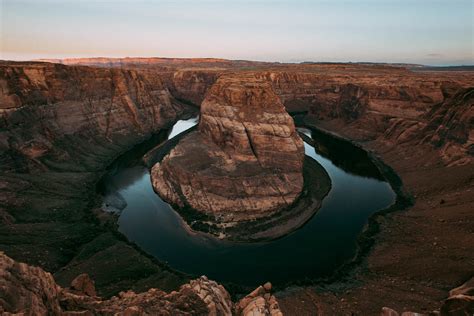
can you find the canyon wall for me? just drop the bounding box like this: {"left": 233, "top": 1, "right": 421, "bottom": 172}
{"left": 0, "top": 61, "right": 187, "bottom": 173}
{"left": 152, "top": 62, "right": 472, "bottom": 166}
{"left": 164, "top": 69, "right": 223, "bottom": 106}
{"left": 255, "top": 67, "right": 473, "bottom": 165}
{"left": 0, "top": 61, "right": 193, "bottom": 296}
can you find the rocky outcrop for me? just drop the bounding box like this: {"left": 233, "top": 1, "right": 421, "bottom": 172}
{"left": 0, "top": 251, "right": 63, "bottom": 315}
{"left": 0, "top": 251, "right": 209, "bottom": 315}
{"left": 420, "top": 87, "right": 474, "bottom": 166}
{"left": 182, "top": 276, "right": 233, "bottom": 315}
{"left": 70, "top": 273, "right": 97, "bottom": 297}
{"left": 199, "top": 74, "right": 304, "bottom": 172}
{"left": 0, "top": 252, "right": 282, "bottom": 316}
{"left": 151, "top": 73, "right": 304, "bottom": 229}
{"left": 440, "top": 277, "right": 474, "bottom": 316}
{"left": 236, "top": 282, "right": 283, "bottom": 316}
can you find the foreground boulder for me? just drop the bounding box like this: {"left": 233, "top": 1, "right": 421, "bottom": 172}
{"left": 0, "top": 252, "right": 283, "bottom": 315}
{"left": 0, "top": 251, "right": 62, "bottom": 315}
{"left": 236, "top": 282, "right": 283, "bottom": 316}
{"left": 152, "top": 74, "right": 304, "bottom": 230}
{"left": 440, "top": 276, "right": 474, "bottom": 315}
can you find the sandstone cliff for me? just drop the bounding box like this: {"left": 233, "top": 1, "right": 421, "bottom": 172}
{"left": 255, "top": 67, "right": 473, "bottom": 165}
{"left": 420, "top": 87, "right": 474, "bottom": 166}
{"left": 0, "top": 61, "right": 185, "bottom": 172}
{"left": 0, "top": 61, "right": 193, "bottom": 296}
{"left": 38, "top": 59, "right": 473, "bottom": 167}
{"left": 158, "top": 64, "right": 473, "bottom": 166}
{"left": 152, "top": 73, "right": 305, "bottom": 228}
{"left": 164, "top": 69, "right": 223, "bottom": 106}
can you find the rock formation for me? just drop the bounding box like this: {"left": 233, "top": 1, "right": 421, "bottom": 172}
{"left": 0, "top": 61, "right": 184, "bottom": 173}
{"left": 236, "top": 282, "right": 283, "bottom": 316}
{"left": 151, "top": 73, "right": 304, "bottom": 227}
{"left": 420, "top": 87, "right": 474, "bottom": 166}
{"left": 0, "top": 252, "right": 283, "bottom": 316}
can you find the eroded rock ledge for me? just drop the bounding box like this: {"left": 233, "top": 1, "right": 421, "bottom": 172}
{"left": 151, "top": 74, "right": 305, "bottom": 231}
{"left": 0, "top": 252, "right": 283, "bottom": 316}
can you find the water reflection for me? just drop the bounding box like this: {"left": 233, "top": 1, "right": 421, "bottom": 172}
{"left": 101, "top": 118, "right": 396, "bottom": 287}
{"left": 298, "top": 127, "right": 383, "bottom": 180}
{"left": 167, "top": 117, "right": 199, "bottom": 139}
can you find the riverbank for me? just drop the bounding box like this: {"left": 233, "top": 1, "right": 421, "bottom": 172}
{"left": 276, "top": 116, "right": 474, "bottom": 315}
{"left": 0, "top": 108, "right": 199, "bottom": 298}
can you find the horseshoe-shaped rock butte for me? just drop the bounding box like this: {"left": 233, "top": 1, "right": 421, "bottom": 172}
{"left": 151, "top": 74, "right": 305, "bottom": 230}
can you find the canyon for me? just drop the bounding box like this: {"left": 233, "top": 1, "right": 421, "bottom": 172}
{"left": 0, "top": 58, "right": 473, "bottom": 315}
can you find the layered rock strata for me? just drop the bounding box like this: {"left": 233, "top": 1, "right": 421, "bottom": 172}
{"left": 255, "top": 68, "right": 473, "bottom": 166}
{"left": 41, "top": 58, "right": 473, "bottom": 165}
{"left": 152, "top": 74, "right": 305, "bottom": 226}
{"left": 0, "top": 61, "right": 193, "bottom": 296}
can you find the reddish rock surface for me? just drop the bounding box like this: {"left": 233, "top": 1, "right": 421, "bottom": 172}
{"left": 70, "top": 273, "right": 97, "bottom": 297}
{"left": 255, "top": 67, "right": 473, "bottom": 166}
{"left": 0, "top": 61, "right": 194, "bottom": 297}
{"left": 0, "top": 252, "right": 283, "bottom": 316}
{"left": 152, "top": 73, "right": 304, "bottom": 226}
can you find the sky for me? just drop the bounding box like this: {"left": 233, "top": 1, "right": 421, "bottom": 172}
{"left": 1, "top": 0, "right": 473, "bottom": 65}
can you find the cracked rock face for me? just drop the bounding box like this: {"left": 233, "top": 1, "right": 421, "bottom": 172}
{"left": 1, "top": 251, "right": 283, "bottom": 316}
{"left": 151, "top": 74, "right": 304, "bottom": 225}
{"left": 0, "top": 252, "right": 217, "bottom": 315}
{"left": 236, "top": 282, "right": 283, "bottom": 316}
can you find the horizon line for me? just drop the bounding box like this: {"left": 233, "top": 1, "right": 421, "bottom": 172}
{"left": 1, "top": 55, "right": 473, "bottom": 68}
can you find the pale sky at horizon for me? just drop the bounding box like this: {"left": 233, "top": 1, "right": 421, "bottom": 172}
{"left": 1, "top": 0, "right": 473, "bottom": 65}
